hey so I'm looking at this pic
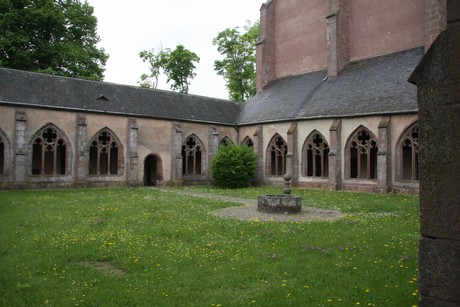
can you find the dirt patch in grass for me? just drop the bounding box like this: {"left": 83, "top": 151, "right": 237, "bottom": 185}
{"left": 162, "top": 188, "right": 345, "bottom": 222}
{"left": 213, "top": 204, "right": 344, "bottom": 222}
{"left": 80, "top": 261, "right": 127, "bottom": 277}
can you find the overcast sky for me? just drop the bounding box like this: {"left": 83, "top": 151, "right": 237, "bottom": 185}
{"left": 87, "top": 0, "right": 263, "bottom": 100}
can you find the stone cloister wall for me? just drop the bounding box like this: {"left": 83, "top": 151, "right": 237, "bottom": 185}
{"left": 238, "top": 113, "right": 419, "bottom": 193}
{"left": 0, "top": 106, "right": 236, "bottom": 189}
{"left": 0, "top": 104, "right": 420, "bottom": 193}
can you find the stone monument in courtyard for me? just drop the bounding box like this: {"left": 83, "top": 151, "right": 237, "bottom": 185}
{"left": 257, "top": 174, "right": 302, "bottom": 213}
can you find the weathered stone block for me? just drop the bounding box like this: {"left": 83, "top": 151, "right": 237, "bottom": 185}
{"left": 412, "top": 25, "right": 460, "bottom": 87}
{"left": 447, "top": 0, "right": 460, "bottom": 23}
{"left": 419, "top": 238, "right": 460, "bottom": 304}
{"left": 418, "top": 104, "right": 460, "bottom": 164}
{"left": 257, "top": 195, "right": 302, "bottom": 213}
{"left": 420, "top": 295, "right": 460, "bottom": 307}
{"left": 419, "top": 161, "right": 460, "bottom": 240}
{"left": 413, "top": 11, "right": 460, "bottom": 306}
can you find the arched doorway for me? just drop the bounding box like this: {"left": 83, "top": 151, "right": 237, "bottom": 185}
{"left": 144, "top": 154, "right": 163, "bottom": 186}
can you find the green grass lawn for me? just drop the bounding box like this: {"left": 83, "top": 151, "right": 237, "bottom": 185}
{"left": 0, "top": 187, "right": 419, "bottom": 306}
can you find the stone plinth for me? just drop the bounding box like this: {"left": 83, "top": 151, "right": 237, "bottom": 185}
{"left": 257, "top": 195, "right": 302, "bottom": 213}
{"left": 409, "top": 3, "right": 460, "bottom": 305}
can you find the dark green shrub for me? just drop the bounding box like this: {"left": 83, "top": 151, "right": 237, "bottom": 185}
{"left": 211, "top": 143, "right": 257, "bottom": 188}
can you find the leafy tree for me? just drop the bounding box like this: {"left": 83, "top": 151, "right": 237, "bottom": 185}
{"left": 138, "top": 48, "right": 166, "bottom": 89}
{"left": 211, "top": 143, "right": 257, "bottom": 189}
{"left": 163, "top": 45, "right": 200, "bottom": 94}
{"left": 138, "top": 44, "right": 199, "bottom": 94}
{"left": 213, "top": 21, "right": 259, "bottom": 103}
{"left": 0, "top": 0, "right": 108, "bottom": 81}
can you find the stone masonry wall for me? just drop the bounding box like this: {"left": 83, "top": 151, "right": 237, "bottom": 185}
{"left": 424, "top": 0, "right": 448, "bottom": 51}
{"left": 409, "top": 1, "right": 460, "bottom": 305}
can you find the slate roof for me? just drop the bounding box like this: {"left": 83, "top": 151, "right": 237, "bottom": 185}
{"left": 238, "top": 47, "right": 423, "bottom": 125}
{"left": 0, "top": 68, "right": 241, "bottom": 125}
{"left": 0, "top": 47, "right": 423, "bottom": 126}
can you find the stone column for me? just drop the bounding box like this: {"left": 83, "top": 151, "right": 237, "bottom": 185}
{"left": 253, "top": 126, "right": 264, "bottom": 184}
{"left": 409, "top": 3, "right": 460, "bottom": 305}
{"left": 377, "top": 116, "right": 391, "bottom": 193}
{"left": 328, "top": 119, "right": 342, "bottom": 190}
{"left": 208, "top": 126, "right": 219, "bottom": 178}
{"left": 170, "top": 122, "right": 183, "bottom": 186}
{"left": 14, "top": 110, "right": 27, "bottom": 186}
{"left": 286, "top": 123, "right": 298, "bottom": 184}
{"left": 128, "top": 118, "right": 139, "bottom": 186}
{"left": 76, "top": 113, "right": 88, "bottom": 183}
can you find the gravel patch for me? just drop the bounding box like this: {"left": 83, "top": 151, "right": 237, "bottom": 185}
{"left": 162, "top": 188, "right": 344, "bottom": 222}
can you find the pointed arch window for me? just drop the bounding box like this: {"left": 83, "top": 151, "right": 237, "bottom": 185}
{"left": 0, "top": 137, "right": 4, "bottom": 175}
{"left": 0, "top": 130, "right": 11, "bottom": 177}
{"left": 268, "top": 135, "right": 287, "bottom": 176}
{"left": 89, "top": 130, "right": 119, "bottom": 175}
{"left": 399, "top": 123, "right": 419, "bottom": 180}
{"left": 219, "top": 137, "right": 233, "bottom": 147}
{"left": 182, "top": 135, "right": 202, "bottom": 175}
{"left": 348, "top": 128, "right": 378, "bottom": 179}
{"left": 302, "top": 131, "right": 329, "bottom": 177}
{"left": 32, "top": 126, "right": 67, "bottom": 175}
{"left": 242, "top": 136, "right": 254, "bottom": 148}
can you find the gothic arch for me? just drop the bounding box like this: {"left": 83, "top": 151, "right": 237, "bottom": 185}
{"left": 88, "top": 128, "right": 124, "bottom": 175}
{"left": 182, "top": 134, "right": 205, "bottom": 175}
{"left": 396, "top": 121, "right": 419, "bottom": 181}
{"left": 266, "top": 134, "right": 287, "bottom": 177}
{"left": 0, "top": 128, "right": 11, "bottom": 176}
{"left": 242, "top": 136, "right": 254, "bottom": 148}
{"left": 144, "top": 153, "right": 164, "bottom": 186}
{"left": 301, "top": 130, "right": 329, "bottom": 178}
{"left": 219, "top": 136, "right": 234, "bottom": 147}
{"left": 29, "top": 123, "right": 72, "bottom": 176}
{"left": 345, "top": 126, "right": 378, "bottom": 180}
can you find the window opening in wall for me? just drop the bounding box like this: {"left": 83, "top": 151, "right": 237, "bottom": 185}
{"left": 0, "top": 138, "right": 4, "bottom": 175}
{"left": 401, "top": 126, "right": 419, "bottom": 180}
{"left": 89, "top": 130, "right": 119, "bottom": 175}
{"left": 182, "top": 136, "right": 202, "bottom": 175}
{"left": 303, "top": 132, "right": 329, "bottom": 177}
{"left": 219, "top": 137, "right": 233, "bottom": 147}
{"left": 31, "top": 127, "right": 66, "bottom": 175}
{"left": 243, "top": 137, "right": 254, "bottom": 148}
{"left": 349, "top": 129, "right": 378, "bottom": 179}
{"left": 269, "top": 136, "right": 287, "bottom": 176}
